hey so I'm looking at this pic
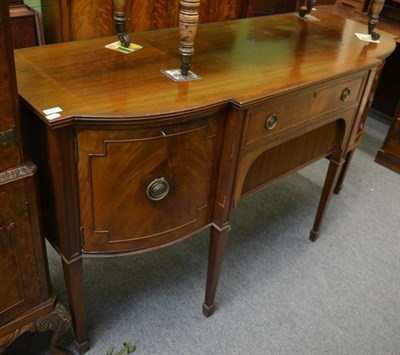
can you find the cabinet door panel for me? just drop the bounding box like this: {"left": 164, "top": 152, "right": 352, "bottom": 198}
{"left": 0, "top": 181, "right": 41, "bottom": 325}
{"left": 77, "top": 117, "right": 223, "bottom": 253}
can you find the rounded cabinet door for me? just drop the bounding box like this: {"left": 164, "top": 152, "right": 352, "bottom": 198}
{"left": 77, "top": 117, "right": 223, "bottom": 254}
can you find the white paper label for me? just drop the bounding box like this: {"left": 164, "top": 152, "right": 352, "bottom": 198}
{"left": 354, "top": 33, "right": 380, "bottom": 43}
{"left": 43, "top": 107, "right": 63, "bottom": 115}
{"left": 45, "top": 113, "right": 61, "bottom": 120}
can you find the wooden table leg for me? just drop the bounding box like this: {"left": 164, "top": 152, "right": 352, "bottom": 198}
{"left": 309, "top": 157, "right": 344, "bottom": 242}
{"left": 113, "top": 0, "right": 130, "bottom": 47}
{"left": 161, "top": 0, "right": 202, "bottom": 81}
{"left": 62, "top": 258, "right": 90, "bottom": 353}
{"left": 334, "top": 149, "right": 355, "bottom": 195}
{"left": 37, "top": 303, "right": 73, "bottom": 355}
{"left": 179, "top": 0, "right": 200, "bottom": 76}
{"left": 203, "top": 226, "right": 229, "bottom": 317}
{"left": 368, "top": 0, "right": 385, "bottom": 41}
{"left": 299, "top": 0, "right": 316, "bottom": 17}
{"left": 0, "top": 300, "right": 72, "bottom": 354}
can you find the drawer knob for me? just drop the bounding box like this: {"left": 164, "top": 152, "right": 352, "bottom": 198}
{"left": 147, "top": 178, "right": 170, "bottom": 201}
{"left": 265, "top": 114, "right": 278, "bottom": 130}
{"left": 341, "top": 88, "right": 351, "bottom": 101}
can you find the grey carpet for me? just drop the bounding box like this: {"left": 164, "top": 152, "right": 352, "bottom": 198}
{"left": 5, "top": 115, "right": 400, "bottom": 355}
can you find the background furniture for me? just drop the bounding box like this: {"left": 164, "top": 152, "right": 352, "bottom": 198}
{"left": 8, "top": 0, "right": 44, "bottom": 48}
{"left": 375, "top": 102, "right": 400, "bottom": 172}
{"left": 373, "top": 38, "right": 400, "bottom": 173}
{"left": 40, "top": 0, "right": 336, "bottom": 43}
{"left": 380, "top": 0, "right": 400, "bottom": 21}
{"left": 0, "top": 1, "right": 70, "bottom": 353}
{"left": 15, "top": 10, "right": 395, "bottom": 352}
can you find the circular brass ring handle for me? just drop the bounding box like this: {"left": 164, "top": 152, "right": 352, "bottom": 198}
{"left": 147, "top": 178, "right": 170, "bottom": 201}
{"left": 265, "top": 114, "right": 278, "bottom": 130}
{"left": 341, "top": 88, "right": 351, "bottom": 102}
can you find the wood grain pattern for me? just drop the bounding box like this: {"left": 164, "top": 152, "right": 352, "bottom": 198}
{"left": 70, "top": 0, "right": 114, "bottom": 40}
{"left": 210, "top": 0, "right": 245, "bottom": 22}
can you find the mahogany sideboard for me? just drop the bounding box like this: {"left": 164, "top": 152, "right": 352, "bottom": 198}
{"left": 14, "top": 10, "right": 395, "bottom": 353}
{"left": 0, "top": 1, "right": 70, "bottom": 353}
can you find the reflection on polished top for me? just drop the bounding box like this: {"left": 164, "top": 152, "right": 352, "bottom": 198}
{"left": 14, "top": 9, "right": 395, "bottom": 126}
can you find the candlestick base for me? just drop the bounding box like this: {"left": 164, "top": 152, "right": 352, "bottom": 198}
{"left": 161, "top": 68, "right": 202, "bottom": 82}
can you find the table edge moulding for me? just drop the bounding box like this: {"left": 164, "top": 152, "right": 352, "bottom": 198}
{"left": 14, "top": 8, "right": 395, "bottom": 353}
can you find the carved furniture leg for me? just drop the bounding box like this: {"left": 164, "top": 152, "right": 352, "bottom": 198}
{"left": 62, "top": 258, "right": 89, "bottom": 353}
{"left": 368, "top": 0, "right": 385, "bottom": 41}
{"left": 334, "top": 149, "right": 355, "bottom": 194}
{"left": 309, "top": 157, "right": 344, "bottom": 242}
{"left": 0, "top": 303, "right": 72, "bottom": 354}
{"left": 299, "top": 0, "right": 316, "bottom": 17}
{"left": 179, "top": 0, "right": 200, "bottom": 76}
{"left": 113, "top": 0, "right": 130, "bottom": 47}
{"left": 37, "top": 303, "right": 73, "bottom": 355}
{"left": 203, "top": 226, "right": 229, "bottom": 317}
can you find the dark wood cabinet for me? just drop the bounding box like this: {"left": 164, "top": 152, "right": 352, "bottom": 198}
{"left": 373, "top": 39, "right": 400, "bottom": 173}
{"left": 0, "top": 1, "right": 70, "bottom": 353}
{"left": 375, "top": 101, "right": 400, "bottom": 173}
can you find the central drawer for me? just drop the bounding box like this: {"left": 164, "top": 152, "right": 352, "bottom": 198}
{"left": 76, "top": 116, "right": 224, "bottom": 254}
{"left": 243, "top": 73, "right": 366, "bottom": 149}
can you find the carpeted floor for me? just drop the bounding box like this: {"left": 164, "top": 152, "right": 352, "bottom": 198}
{"left": 5, "top": 115, "right": 400, "bottom": 355}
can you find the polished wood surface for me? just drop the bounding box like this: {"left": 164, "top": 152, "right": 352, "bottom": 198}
{"left": 15, "top": 10, "right": 395, "bottom": 352}
{"left": 16, "top": 11, "right": 394, "bottom": 122}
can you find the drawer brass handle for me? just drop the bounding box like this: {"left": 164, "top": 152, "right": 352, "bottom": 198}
{"left": 265, "top": 114, "right": 278, "bottom": 130}
{"left": 147, "top": 178, "right": 170, "bottom": 201}
{"left": 341, "top": 88, "right": 351, "bottom": 101}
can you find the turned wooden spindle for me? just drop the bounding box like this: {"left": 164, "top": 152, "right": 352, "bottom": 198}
{"left": 179, "top": 0, "right": 201, "bottom": 76}
{"left": 113, "top": 0, "right": 130, "bottom": 47}
{"left": 299, "top": 0, "right": 316, "bottom": 17}
{"left": 368, "top": 0, "right": 385, "bottom": 41}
